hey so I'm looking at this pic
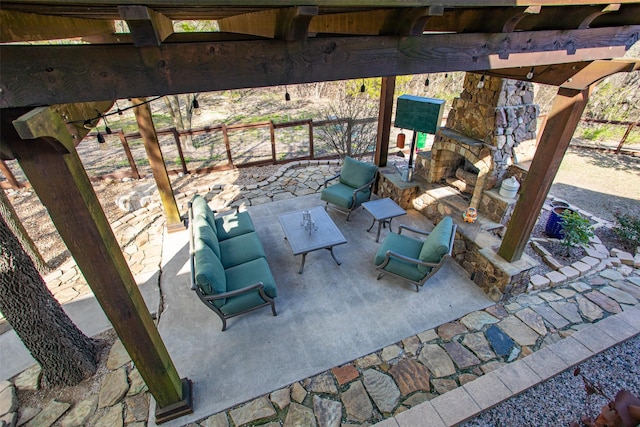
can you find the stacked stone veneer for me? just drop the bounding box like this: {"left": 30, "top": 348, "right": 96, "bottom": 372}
{"left": 426, "top": 73, "right": 539, "bottom": 210}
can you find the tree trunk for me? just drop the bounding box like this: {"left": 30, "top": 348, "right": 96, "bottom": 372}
{"left": 0, "top": 190, "right": 49, "bottom": 275}
{"left": 0, "top": 213, "right": 98, "bottom": 387}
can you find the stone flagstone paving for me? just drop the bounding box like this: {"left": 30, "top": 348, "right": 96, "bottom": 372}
{"left": 3, "top": 263, "right": 638, "bottom": 427}
{"left": 1, "top": 161, "right": 639, "bottom": 427}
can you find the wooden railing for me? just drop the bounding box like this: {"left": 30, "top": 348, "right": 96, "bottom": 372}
{"left": 579, "top": 118, "right": 638, "bottom": 153}
{"left": 1, "top": 117, "right": 377, "bottom": 189}
{"left": 2, "top": 115, "right": 637, "bottom": 189}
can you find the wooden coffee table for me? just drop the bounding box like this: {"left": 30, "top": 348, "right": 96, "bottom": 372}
{"left": 278, "top": 206, "right": 347, "bottom": 274}
{"left": 362, "top": 198, "right": 407, "bottom": 242}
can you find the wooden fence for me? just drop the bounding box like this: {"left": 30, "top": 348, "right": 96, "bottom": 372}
{"left": 1, "top": 116, "right": 637, "bottom": 190}
{"left": 1, "top": 117, "right": 378, "bottom": 189}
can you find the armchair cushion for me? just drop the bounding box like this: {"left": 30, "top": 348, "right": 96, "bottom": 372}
{"left": 321, "top": 182, "right": 370, "bottom": 210}
{"left": 374, "top": 232, "right": 426, "bottom": 282}
{"left": 417, "top": 216, "right": 454, "bottom": 273}
{"left": 339, "top": 156, "right": 378, "bottom": 189}
{"left": 194, "top": 245, "right": 226, "bottom": 305}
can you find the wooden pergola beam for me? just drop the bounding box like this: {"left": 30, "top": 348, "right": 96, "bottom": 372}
{"left": 1, "top": 25, "right": 637, "bottom": 108}
{"left": 2, "top": 101, "right": 113, "bottom": 159}
{"left": 497, "top": 59, "right": 638, "bottom": 261}
{"left": 118, "top": 5, "right": 174, "bottom": 47}
{"left": 6, "top": 105, "right": 192, "bottom": 421}
{"left": 0, "top": 9, "right": 114, "bottom": 43}
{"left": 131, "top": 98, "right": 183, "bottom": 231}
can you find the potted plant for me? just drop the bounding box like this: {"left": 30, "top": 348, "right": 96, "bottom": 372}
{"left": 545, "top": 201, "right": 571, "bottom": 239}
{"left": 560, "top": 209, "right": 594, "bottom": 256}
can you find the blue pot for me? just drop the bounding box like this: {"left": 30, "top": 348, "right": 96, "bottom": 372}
{"left": 545, "top": 206, "right": 572, "bottom": 239}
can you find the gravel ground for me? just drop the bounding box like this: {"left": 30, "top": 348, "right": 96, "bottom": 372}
{"left": 462, "top": 335, "right": 640, "bottom": 426}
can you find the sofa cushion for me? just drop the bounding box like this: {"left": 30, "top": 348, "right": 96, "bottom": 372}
{"left": 219, "top": 232, "right": 266, "bottom": 269}
{"left": 215, "top": 211, "right": 255, "bottom": 241}
{"left": 192, "top": 215, "right": 220, "bottom": 258}
{"left": 417, "top": 216, "right": 453, "bottom": 273}
{"left": 191, "top": 195, "right": 217, "bottom": 231}
{"left": 194, "top": 244, "right": 227, "bottom": 305}
{"left": 339, "top": 156, "right": 377, "bottom": 189}
{"left": 221, "top": 258, "right": 277, "bottom": 315}
{"left": 321, "top": 182, "right": 370, "bottom": 210}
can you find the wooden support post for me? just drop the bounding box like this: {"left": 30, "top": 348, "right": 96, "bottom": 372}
{"left": 375, "top": 76, "right": 396, "bottom": 167}
{"left": 117, "top": 130, "right": 141, "bottom": 179}
{"left": 346, "top": 119, "right": 353, "bottom": 158}
{"left": 171, "top": 127, "right": 188, "bottom": 175}
{"left": 222, "top": 125, "right": 233, "bottom": 167}
{"left": 308, "top": 120, "right": 315, "bottom": 160}
{"left": 616, "top": 122, "right": 637, "bottom": 153}
{"left": 10, "top": 107, "right": 192, "bottom": 423}
{"left": 0, "top": 160, "right": 22, "bottom": 189}
{"left": 131, "top": 98, "right": 183, "bottom": 232}
{"left": 269, "top": 120, "right": 276, "bottom": 164}
{"left": 498, "top": 87, "right": 591, "bottom": 262}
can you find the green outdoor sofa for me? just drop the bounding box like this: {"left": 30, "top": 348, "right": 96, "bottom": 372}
{"left": 321, "top": 156, "right": 378, "bottom": 220}
{"left": 188, "top": 195, "right": 277, "bottom": 331}
{"left": 374, "top": 216, "right": 456, "bottom": 292}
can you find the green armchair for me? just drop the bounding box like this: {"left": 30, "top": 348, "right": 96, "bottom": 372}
{"left": 374, "top": 216, "right": 456, "bottom": 292}
{"left": 321, "top": 156, "right": 378, "bottom": 220}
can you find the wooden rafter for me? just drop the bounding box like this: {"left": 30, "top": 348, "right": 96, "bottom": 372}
{"left": 1, "top": 2, "right": 638, "bottom": 42}
{"left": 218, "top": 6, "right": 318, "bottom": 40}
{"left": 118, "top": 5, "right": 174, "bottom": 47}
{"left": 2, "top": 25, "right": 637, "bottom": 108}
{"left": 0, "top": 9, "right": 114, "bottom": 43}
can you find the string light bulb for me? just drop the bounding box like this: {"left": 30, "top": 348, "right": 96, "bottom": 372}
{"left": 102, "top": 115, "right": 112, "bottom": 134}
{"left": 192, "top": 98, "right": 201, "bottom": 116}
{"left": 477, "top": 73, "right": 486, "bottom": 89}
{"left": 444, "top": 73, "right": 448, "bottom": 79}
{"left": 526, "top": 67, "right": 534, "bottom": 80}
{"left": 425, "top": 75, "right": 430, "bottom": 87}
{"left": 97, "top": 131, "right": 105, "bottom": 144}
{"left": 285, "top": 86, "right": 291, "bottom": 101}
{"left": 360, "top": 79, "right": 366, "bottom": 93}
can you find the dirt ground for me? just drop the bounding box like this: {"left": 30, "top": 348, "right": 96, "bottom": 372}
{"left": 550, "top": 146, "right": 640, "bottom": 222}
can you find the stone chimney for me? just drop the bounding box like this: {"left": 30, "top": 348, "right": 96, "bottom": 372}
{"left": 426, "top": 73, "right": 539, "bottom": 209}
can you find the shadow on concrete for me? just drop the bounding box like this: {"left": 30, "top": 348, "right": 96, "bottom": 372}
{"left": 0, "top": 270, "right": 161, "bottom": 381}
{"left": 152, "top": 193, "right": 493, "bottom": 426}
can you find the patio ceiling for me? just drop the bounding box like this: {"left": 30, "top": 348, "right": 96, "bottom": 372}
{"left": 1, "top": 1, "right": 639, "bottom": 108}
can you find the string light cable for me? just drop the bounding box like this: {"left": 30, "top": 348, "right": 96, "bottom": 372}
{"left": 66, "top": 96, "right": 164, "bottom": 127}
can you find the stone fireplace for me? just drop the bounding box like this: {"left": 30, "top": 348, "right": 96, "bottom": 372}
{"left": 425, "top": 73, "right": 539, "bottom": 211}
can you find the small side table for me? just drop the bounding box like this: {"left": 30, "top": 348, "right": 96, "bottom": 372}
{"left": 362, "top": 198, "right": 407, "bottom": 242}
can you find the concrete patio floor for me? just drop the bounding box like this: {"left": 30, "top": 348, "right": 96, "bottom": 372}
{"left": 153, "top": 193, "right": 494, "bottom": 426}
